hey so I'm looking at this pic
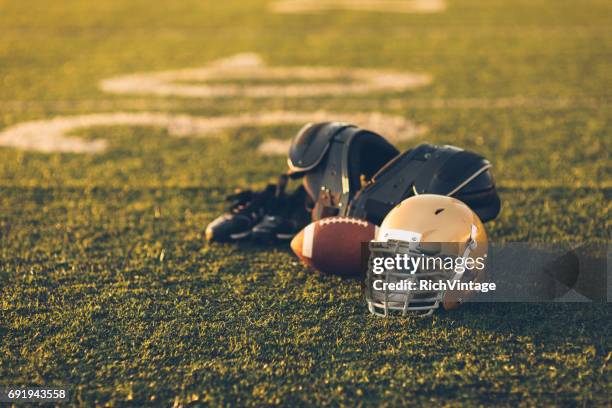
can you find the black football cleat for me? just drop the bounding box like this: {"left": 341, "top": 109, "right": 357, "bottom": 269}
{"left": 251, "top": 186, "right": 310, "bottom": 243}
{"left": 205, "top": 184, "right": 278, "bottom": 242}
{"left": 250, "top": 215, "right": 296, "bottom": 242}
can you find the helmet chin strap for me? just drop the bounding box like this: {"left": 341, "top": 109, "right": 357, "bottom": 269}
{"left": 455, "top": 224, "right": 478, "bottom": 280}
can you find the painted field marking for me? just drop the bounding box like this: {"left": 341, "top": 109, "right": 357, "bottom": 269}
{"left": 0, "top": 96, "right": 602, "bottom": 112}
{"left": 0, "top": 111, "right": 426, "bottom": 154}
{"left": 100, "top": 53, "right": 431, "bottom": 99}
{"left": 1, "top": 53, "right": 431, "bottom": 154}
{"left": 270, "top": 0, "right": 446, "bottom": 14}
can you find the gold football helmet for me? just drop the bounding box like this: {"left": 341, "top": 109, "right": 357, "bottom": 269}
{"left": 365, "top": 194, "right": 488, "bottom": 317}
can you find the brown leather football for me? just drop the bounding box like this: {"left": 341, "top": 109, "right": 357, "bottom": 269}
{"left": 291, "top": 217, "right": 378, "bottom": 277}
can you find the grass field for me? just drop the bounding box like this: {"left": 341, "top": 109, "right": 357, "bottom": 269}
{"left": 0, "top": 0, "right": 610, "bottom": 406}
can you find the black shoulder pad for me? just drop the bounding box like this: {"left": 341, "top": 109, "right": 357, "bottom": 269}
{"left": 348, "top": 144, "right": 501, "bottom": 224}
{"left": 414, "top": 146, "right": 492, "bottom": 195}
{"left": 287, "top": 122, "right": 352, "bottom": 176}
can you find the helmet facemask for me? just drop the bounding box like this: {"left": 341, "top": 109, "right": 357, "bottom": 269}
{"left": 364, "top": 194, "right": 488, "bottom": 317}
{"left": 365, "top": 238, "right": 477, "bottom": 317}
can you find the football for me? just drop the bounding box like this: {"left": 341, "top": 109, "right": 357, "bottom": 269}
{"left": 291, "top": 217, "right": 378, "bottom": 277}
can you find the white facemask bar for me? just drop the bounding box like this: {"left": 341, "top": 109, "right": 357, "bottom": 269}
{"left": 454, "top": 224, "right": 478, "bottom": 280}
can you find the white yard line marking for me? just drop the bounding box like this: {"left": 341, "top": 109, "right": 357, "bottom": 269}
{"left": 386, "top": 96, "right": 606, "bottom": 109}
{"left": 0, "top": 96, "right": 602, "bottom": 112}
{"left": 270, "top": 0, "right": 446, "bottom": 14}
{"left": 100, "top": 53, "right": 431, "bottom": 99}
{"left": 0, "top": 111, "right": 426, "bottom": 154}
{"left": 1, "top": 53, "right": 430, "bottom": 153}
{"left": 258, "top": 112, "right": 426, "bottom": 154}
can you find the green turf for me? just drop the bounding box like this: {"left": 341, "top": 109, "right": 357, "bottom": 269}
{"left": 0, "top": 0, "right": 610, "bottom": 406}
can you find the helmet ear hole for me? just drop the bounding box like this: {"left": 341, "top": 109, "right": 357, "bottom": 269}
{"left": 435, "top": 208, "right": 445, "bottom": 215}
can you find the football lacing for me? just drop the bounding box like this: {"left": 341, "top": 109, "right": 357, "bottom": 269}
{"left": 319, "top": 217, "right": 370, "bottom": 228}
